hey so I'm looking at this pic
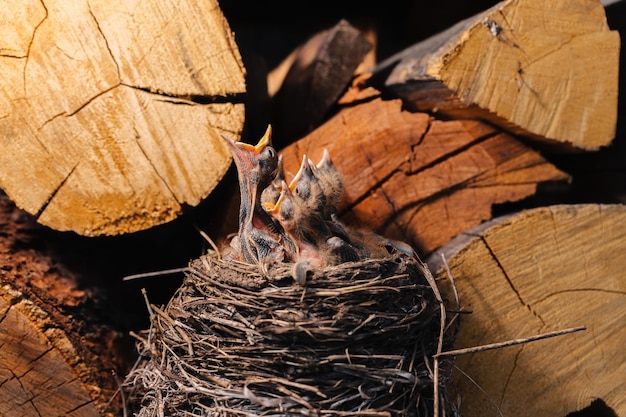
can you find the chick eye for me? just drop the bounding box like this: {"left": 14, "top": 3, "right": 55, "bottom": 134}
{"left": 260, "top": 148, "right": 278, "bottom": 174}
{"left": 295, "top": 184, "right": 309, "bottom": 199}
{"left": 262, "top": 147, "right": 276, "bottom": 161}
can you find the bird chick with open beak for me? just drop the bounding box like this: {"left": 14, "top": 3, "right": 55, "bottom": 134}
{"left": 266, "top": 157, "right": 359, "bottom": 283}
{"left": 266, "top": 187, "right": 351, "bottom": 284}
{"left": 221, "top": 125, "right": 296, "bottom": 265}
{"left": 265, "top": 180, "right": 317, "bottom": 264}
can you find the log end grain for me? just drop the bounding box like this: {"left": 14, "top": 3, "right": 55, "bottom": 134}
{"left": 0, "top": 0, "right": 247, "bottom": 236}
{"left": 427, "top": 204, "right": 626, "bottom": 417}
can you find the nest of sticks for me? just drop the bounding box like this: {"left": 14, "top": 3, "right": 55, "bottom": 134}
{"left": 124, "top": 251, "right": 459, "bottom": 416}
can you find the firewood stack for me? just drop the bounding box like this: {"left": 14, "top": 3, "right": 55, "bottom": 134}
{"left": 0, "top": 0, "right": 623, "bottom": 416}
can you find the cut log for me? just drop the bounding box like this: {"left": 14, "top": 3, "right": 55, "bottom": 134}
{"left": 269, "top": 19, "right": 372, "bottom": 146}
{"left": 427, "top": 204, "right": 626, "bottom": 417}
{"left": 271, "top": 18, "right": 379, "bottom": 96}
{"left": 0, "top": 0, "right": 246, "bottom": 236}
{"left": 279, "top": 97, "right": 570, "bottom": 255}
{"left": 0, "top": 194, "right": 129, "bottom": 416}
{"left": 378, "top": 0, "right": 620, "bottom": 151}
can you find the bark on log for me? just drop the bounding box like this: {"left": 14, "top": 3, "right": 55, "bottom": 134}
{"left": 0, "top": 0, "right": 246, "bottom": 236}
{"left": 279, "top": 97, "right": 570, "bottom": 255}
{"left": 0, "top": 194, "right": 128, "bottom": 416}
{"left": 269, "top": 19, "right": 372, "bottom": 146}
{"left": 427, "top": 204, "right": 626, "bottom": 417}
{"left": 378, "top": 0, "right": 620, "bottom": 151}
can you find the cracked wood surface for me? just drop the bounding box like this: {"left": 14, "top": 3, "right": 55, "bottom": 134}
{"left": 0, "top": 0, "right": 246, "bottom": 235}
{"left": 379, "top": 0, "right": 620, "bottom": 151}
{"left": 279, "top": 98, "right": 569, "bottom": 255}
{"left": 269, "top": 19, "right": 372, "bottom": 146}
{"left": 427, "top": 204, "right": 626, "bottom": 417}
{"left": 0, "top": 292, "right": 99, "bottom": 417}
{"left": 0, "top": 194, "right": 127, "bottom": 416}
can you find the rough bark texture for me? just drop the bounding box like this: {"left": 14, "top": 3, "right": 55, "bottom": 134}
{"left": 0, "top": 194, "right": 129, "bottom": 416}
{"left": 269, "top": 19, "right": 372, "bottom": 146}
{"left": 427, "top": 204, "right": 626, "bottom": 417}
{"left": 379, "top": 0, "right": 620, "bottom": 151}
{"left": 0, "top": 0, "right": 246, "bottom": 236}
{"left": 279, "top": 97, "right": 570, "bottom": 255}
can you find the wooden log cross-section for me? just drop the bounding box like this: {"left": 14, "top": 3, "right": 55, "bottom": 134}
{"left": 279, "top": 97, "right": 570, "bottom": 255}
{"left": 0, "top": 0, "right": 246, "bottom": 236}
{"left": 377, "top": 0, "right": 620, "bottom": 151}
{"left": 0, "top": 195, "right": 128, "bottom": 417}
{"left": 427, "top": 204, "right": 626, "bottom": 417}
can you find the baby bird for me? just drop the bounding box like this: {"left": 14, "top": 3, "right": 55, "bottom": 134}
{"left": 290, "top": 155, "right": 326, "bottom": 215}
{"left": 265, "top": 180, "right": 320, "bottom": 264}
{"left": 297, "top": 152, "right": 416, "bottom": 260}
{"left": 311, "top": 149, "right": 343, "bottom": 219}
{"left": 221, "top": 125, "right": 295, "bottom": 265}
{"left": 306, "top": 150, "right": 356, "bottom": 245}
{"left": 266, "top": 189, "right": 338, "bottom": 284}
{"left": 260, "top": 154, "right": 286, "bottom": 207}
{"left": 266, "top": 174, "right": 359, "bottom": 283}
{"left": 287, "top": 155, "right": 357, "bottom": 257}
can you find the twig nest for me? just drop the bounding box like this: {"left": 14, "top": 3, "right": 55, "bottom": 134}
{"left": 125, "top": 252, "right": 457, "bottom": 416}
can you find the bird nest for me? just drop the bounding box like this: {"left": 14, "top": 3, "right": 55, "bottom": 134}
{"left": 124, "top": 251, "right": 459, "bottom": 416}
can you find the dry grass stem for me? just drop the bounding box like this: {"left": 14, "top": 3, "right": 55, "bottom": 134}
{"left": 123, "top": 251, "right": 459, "bottom": 416}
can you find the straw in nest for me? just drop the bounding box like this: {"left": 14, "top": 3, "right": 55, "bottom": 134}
{"left": 124, "top": 251, "right": 458, "bottom": 417}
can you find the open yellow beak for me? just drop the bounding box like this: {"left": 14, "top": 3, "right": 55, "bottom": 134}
{"left": 233, "top": 124, "right": 272, "bottom": 154}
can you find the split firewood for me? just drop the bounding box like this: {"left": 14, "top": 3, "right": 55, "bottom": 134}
{"left": 0, "top": 194, "right": 128, "bottom": 416}
{"left": 0, "top": 0, "right": 246, "bottom": 236}
{"left": 279, "top": 97, "right": 570, "bottom": 255}
{"left": 377, "top": 0, "right": 620, "bottom": 151}
{"left": 267, "top": 19, "right": 377, "bottom": 100}
{"left": 427, "top": 204, "right": 626, "bottom": 417}
{"left": 269, "top": 19, "right": 372, "bottom": 146}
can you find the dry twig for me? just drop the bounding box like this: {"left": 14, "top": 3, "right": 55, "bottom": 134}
{"left": 123, "top": 251, "right": 458, "bottom": 416}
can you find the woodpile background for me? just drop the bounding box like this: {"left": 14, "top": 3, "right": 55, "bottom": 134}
{"left": 0, "top": 0, "right": 624, "bottom": 416}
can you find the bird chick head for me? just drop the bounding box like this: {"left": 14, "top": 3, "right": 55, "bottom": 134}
{"left": 264, "top": 180, "right": 297, "bottom": 230}
{"left": 316, "top": 148, "right": 335, "bottom": 171}
{"left": 221, "top": 124, "right": 278, "bottom": 189}
{"left": 260, "top": 154, "right": 287, "bottom": 207}
{"left": 221, "top": 124, "right": 280, "bottom": 237}
{"left": 221, "top": 124, "right": 279, "bottom": 210}
{"left": 288, "top": 154, "right": 332, "bottom": 217}
{"left": 311, "top": 148, "right": 343, "bottom": 217}
{"left": 289, "top": 155, "right": 314, "bottom": 199}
